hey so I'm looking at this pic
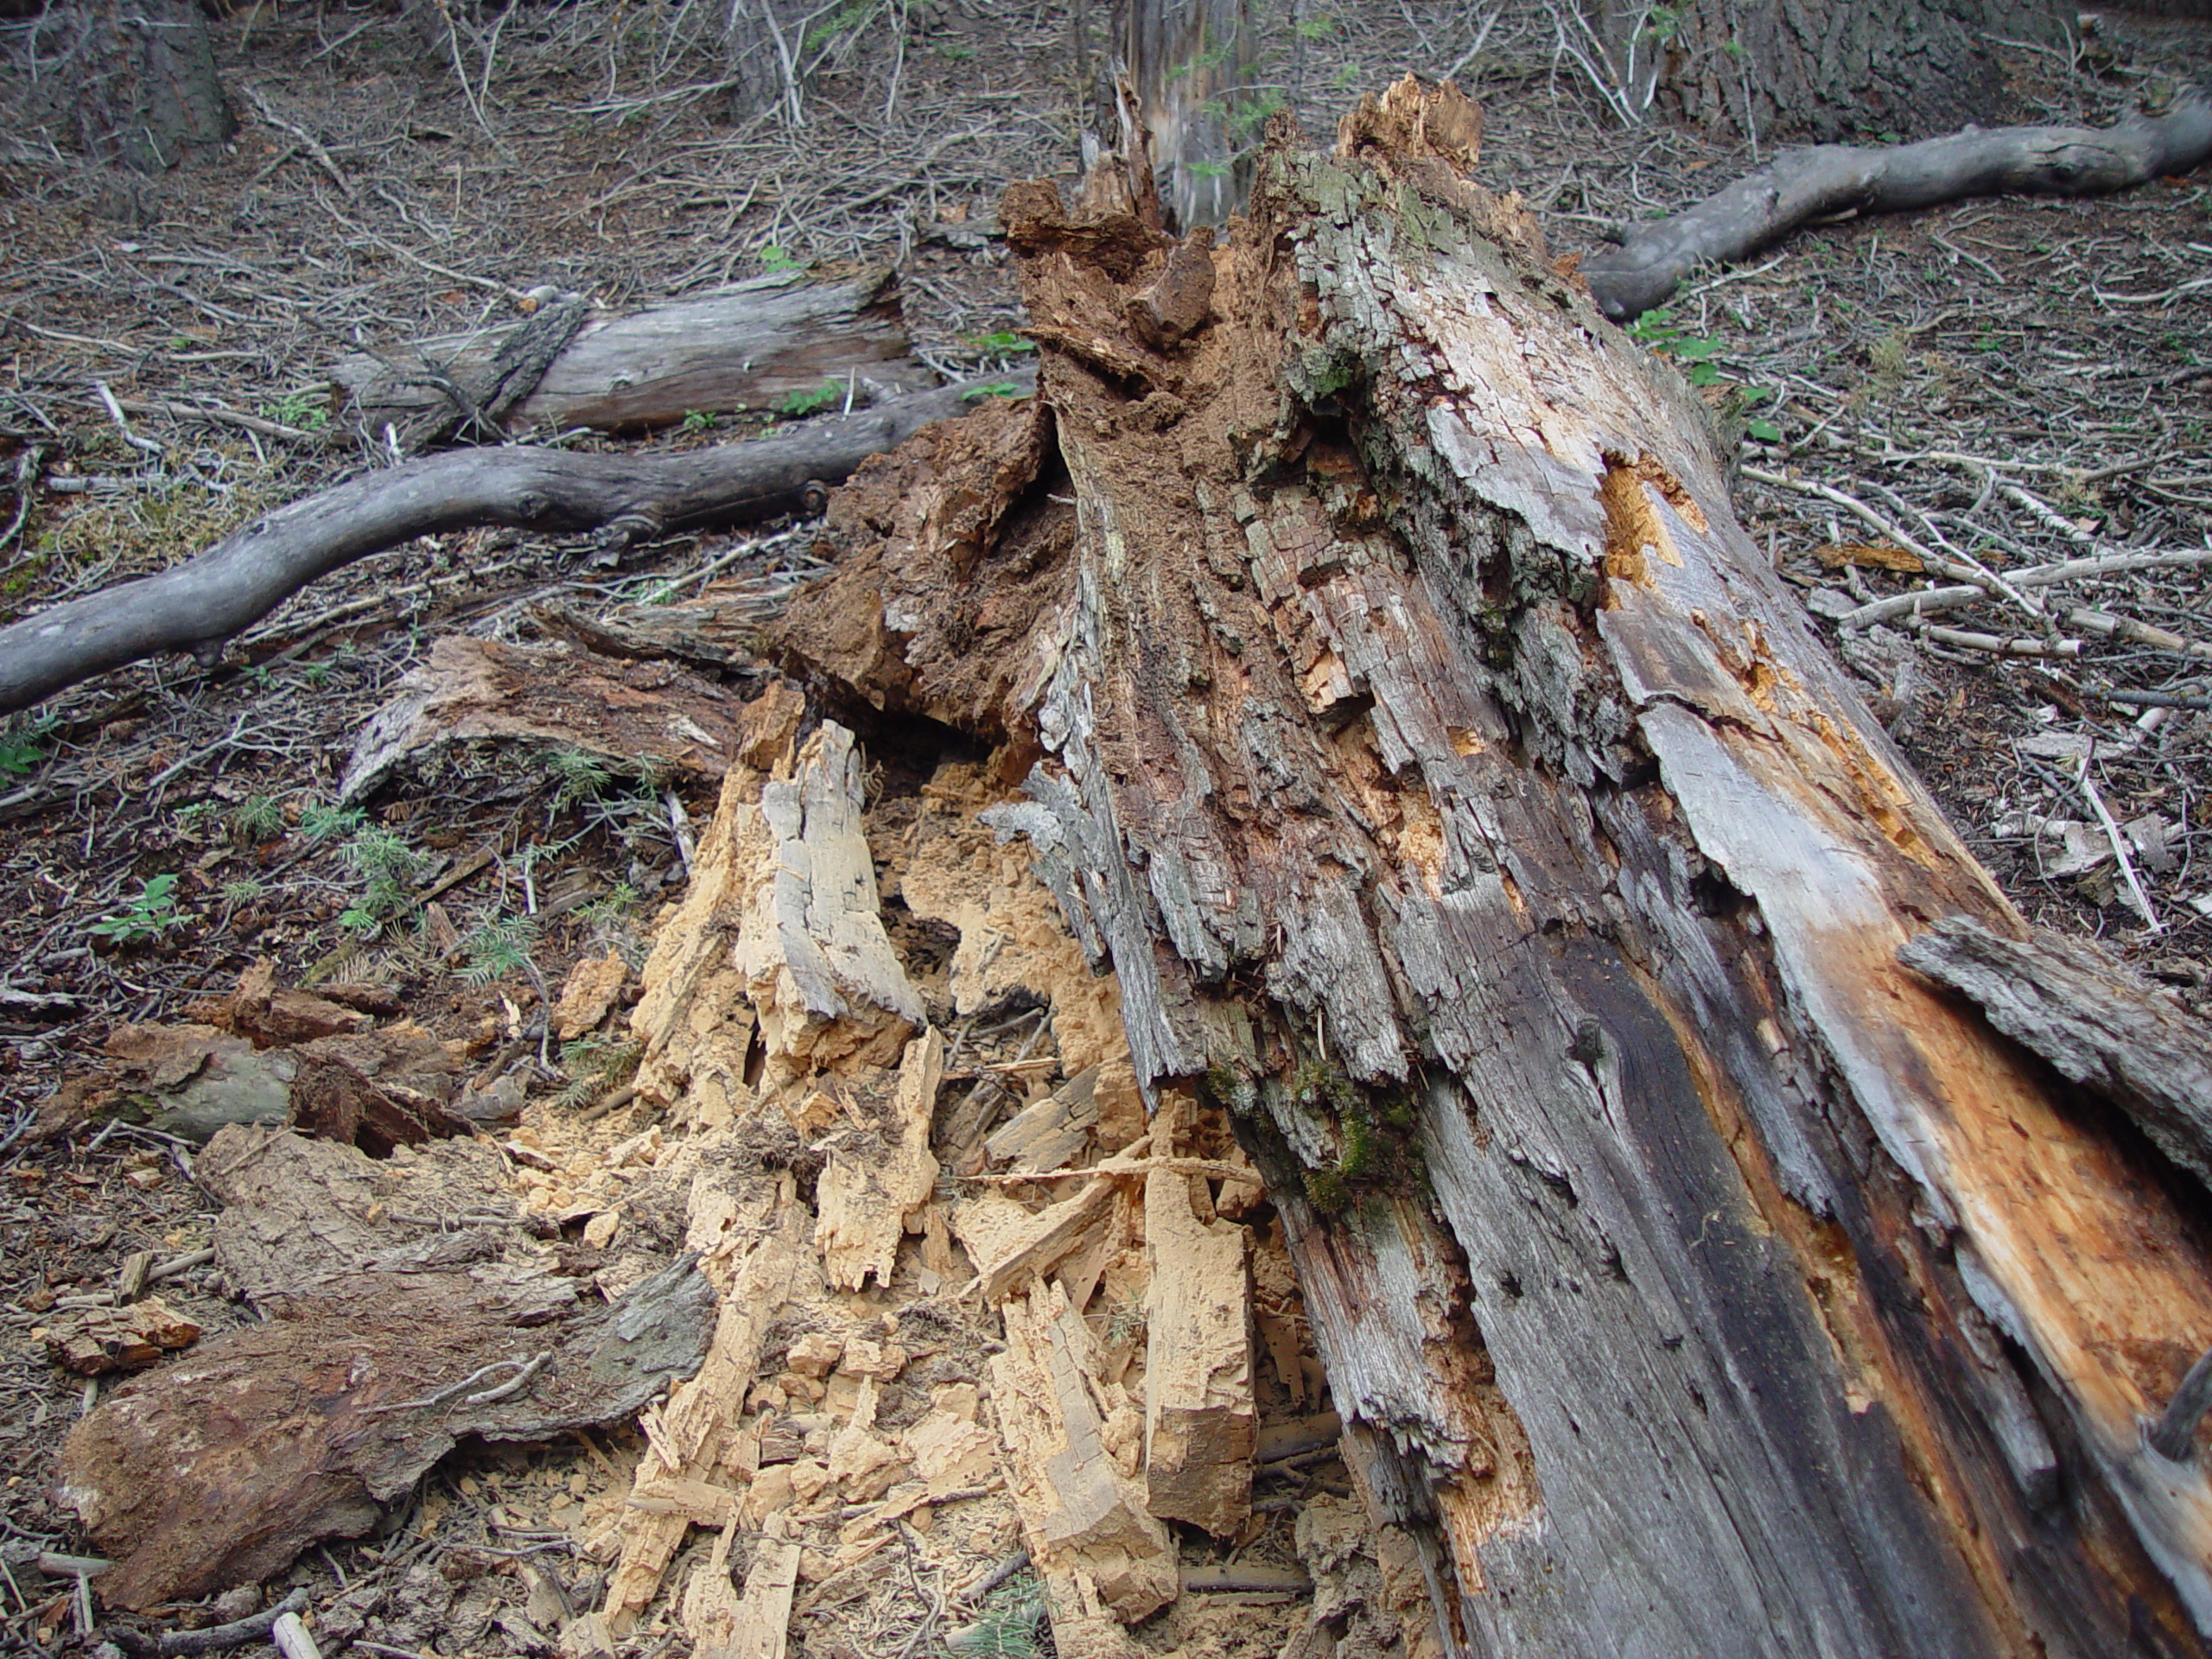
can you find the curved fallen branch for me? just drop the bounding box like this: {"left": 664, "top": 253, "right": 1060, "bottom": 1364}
{"left": 0, "top": 373, "right": 1030, "bottom": 717}
{"left": 1583, "top": 89, "right": 2212, "bottom": 321}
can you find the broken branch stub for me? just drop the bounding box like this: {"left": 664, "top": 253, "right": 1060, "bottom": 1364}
{"left": 776, "top": 77, "right": 2212, "bottom": 1657}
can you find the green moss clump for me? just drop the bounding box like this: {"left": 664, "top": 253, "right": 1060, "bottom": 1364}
{"left": 1303, "top": 1167, "right": 1351, "bottom": 1212}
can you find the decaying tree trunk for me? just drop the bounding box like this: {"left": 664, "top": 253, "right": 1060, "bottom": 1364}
{"left": 39, "top": 0, "right": 236, "bottom": 170}
{"left": 779, "top": 79, "right": 2212, "bottom": 1657}
{"left": 1575, "top": 0, "right": 2063, "bottom": 144}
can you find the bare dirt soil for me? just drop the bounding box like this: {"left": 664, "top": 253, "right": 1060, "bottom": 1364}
{"left": 0, "top": 3, "right": 2209, "bottom": 1656}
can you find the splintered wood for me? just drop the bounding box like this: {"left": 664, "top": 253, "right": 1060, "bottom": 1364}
{"left": 1143, "top": 1098, "right": 1255, "bottom": 1535}
{"left": 576, "top": 696, "right": 1370, "bottom": 1659}
{"left": 993, "top": 1281, "right": 1177, "bottom": 1623}
{"left": 814, "top": 1026, "right": 941, "bottom": 1290}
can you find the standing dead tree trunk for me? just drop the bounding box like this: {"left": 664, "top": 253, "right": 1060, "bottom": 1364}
{"left": 28, "top": 0, "right": 235, "bottom": 170}
{"left": 781, "top": 79, "right": 2212, "bottom": 1658}
{"left": 1119, "top": 0, "right": 1255, "bottom": 228}
{"left": 1571, "top": 0, "right": 2063, "bottom": 143}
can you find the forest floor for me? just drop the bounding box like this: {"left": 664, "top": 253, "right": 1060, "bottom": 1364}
{"left": 0, "top": 3, "right": 2209, "bottom": 1656}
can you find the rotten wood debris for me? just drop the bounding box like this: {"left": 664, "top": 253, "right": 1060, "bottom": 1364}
{"left": 41, "top": 72, "right": 2212, "bottom": 1659}
{"left": 54, "top": 675, "right": 1370, "bottom": 1659}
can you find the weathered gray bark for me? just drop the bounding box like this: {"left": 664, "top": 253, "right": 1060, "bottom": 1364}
{"left": 1579, "top": 0, "right": 2063, "bottom": 144}
{"left": 0, "top": 373, "right": 1029, "bottom": 717}
{"left": 333, "top": 269, "right": 936, "bottom": 449}
{"left": 1583, "top": 88, "right": 2212, "bottom": 320}
{"left": 1118, "top": 0, "right": 1256, "bottom": 227}
{"left": 779, "top": 80, "right": 2212, "bottom": 1659}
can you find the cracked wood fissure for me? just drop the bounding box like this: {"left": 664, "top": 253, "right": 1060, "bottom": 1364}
{"left": 780, "top": 81, "right": 2212, "bottom": 1658}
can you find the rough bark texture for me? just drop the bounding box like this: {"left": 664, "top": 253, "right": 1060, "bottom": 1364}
{"left": 0, "top": 373, "right": 1029, "bottom": 718}
{"left": 779, "top": 79, "right": 2212, "bottom": 1658}
{"left": 333, "top": 270, "right": 935, "bottom": 448}
{"left": 45, "top": 0, "right": 236, "bottom": 170}
{"left": 1119, "top": 0, "right": 1258, "bottom": 228}
{"left": 1583, "top": 89, "right": 2212, "bottom": 321}
{"left": 1586, "top": 0, "right": 2063, "bottom": 145}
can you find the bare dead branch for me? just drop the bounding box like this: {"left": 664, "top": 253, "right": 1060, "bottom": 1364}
{"left": 1584, "top": 90, "right": 2212, "bottom": 321}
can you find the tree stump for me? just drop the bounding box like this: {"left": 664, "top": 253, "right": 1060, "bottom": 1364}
{"left": 780, "top": 79, "right": 2212, "bottom": 1657}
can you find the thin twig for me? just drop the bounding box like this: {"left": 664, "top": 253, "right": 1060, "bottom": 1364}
{"left": 2076, "top": 747, "right": 2164, "bottom": 933}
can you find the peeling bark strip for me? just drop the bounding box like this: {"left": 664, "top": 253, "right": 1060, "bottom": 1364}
{"left": 0, "top": 373, "right": 1029, "bottom": 718}
{"left": 1583, "top": 89, "right": 2212, "bottom": 321}
{"left": 782, "top": 80, "right": 2212, "bottom": 1657}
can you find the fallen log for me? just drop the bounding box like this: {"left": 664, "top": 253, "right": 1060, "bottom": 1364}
{"left": 0, "top": 372, "right": 1030, "bottom": 718}
{"left": 778, "top": 79, "right": 2212, "bottom": 1656}
{"left": 333, "top": 268, "right": 936, "bottom": 449}
{"left": 1583, "top": 87, "right": 2212, "bottom": 321}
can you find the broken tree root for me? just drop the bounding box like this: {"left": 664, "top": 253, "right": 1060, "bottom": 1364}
{"left": 0, "top": 372, "right": 1032, "bottom": 717}
{"left": 1582, "top": 87, "right": 2212, "bottom": 321}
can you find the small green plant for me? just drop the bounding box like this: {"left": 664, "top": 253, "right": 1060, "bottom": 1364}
{"left": 1103, "top": 1297, "right": 1147, "bottom": 1348}
{"left": 948, "top": 1574, "right": 1047, "bottom": 1659}
{"left": 776, "top": 378, "right": 845, "bottom": 417}
{"left": 1733, "top": 384, "right": 1783, "bottom": 444}
{"left": 299, "top": 803, "right": 366, "bottom": 843}
{"left": 578, "top": 881, "right": 641, "bottom": 926}
{"left": 260, "top": 390, "right": 332, "bottom": 432}
{"left": 550, "top": 746, "right": 616, "bottom": 810}
{"left": 0, "top": 715, "right": 56, "bottom": 777}
{"left": 173, "top": 801, "right": 221, "bottom": 836}
{"left": 803, "top": 0, "right": 872, "bottom": 52}
{"left": 459, "top": 914, "right": 541, "bottom": 987}
{"left": 972, "top": 329, "right": 1034, "bottom": 356}
{"left": 220, "top": 876, "right": 270, "bottom": 907}
{"left": 229, "top": 793, "right": 288, "bottom": 842}
{"left": 92, "top": 874, "right": 187, "bottom": 945}
{"left": 1293, "top": 10, "right": 1338, "bottom": 40}
{"left": 679, "top": 410, "right": 715, "bottom": 435}
{"left": 961, "top": 381, "right": 1025, "bottom": 402}
{"left": 337, "top": 824, "right": 428, "bottom": 935}
{"left": 759, "top": 244, "right": 804, "bottom": 274}
{"left": 1626, "top": 308, "right": 1725, "bottom": 385}
{"left": 552, "top": 1033, "right": 643, "bottom": 1110}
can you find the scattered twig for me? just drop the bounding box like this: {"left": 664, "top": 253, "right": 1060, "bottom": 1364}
{"left": 105, "top": 1588, "right": 312, "bottom": 1657}
{"left": 2075, "top": 747, "right": 2164, "bottom": 934}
